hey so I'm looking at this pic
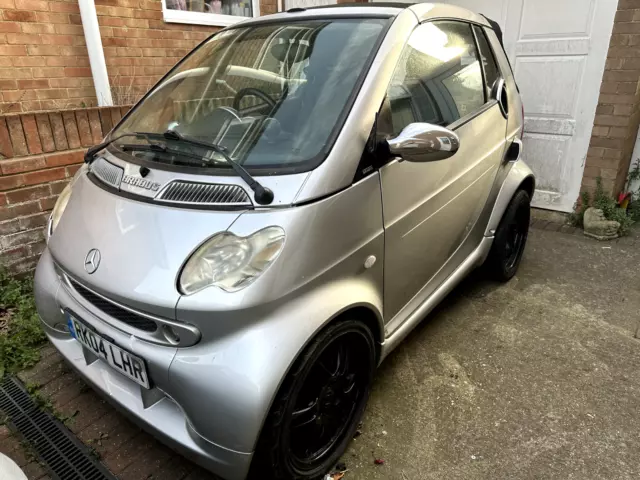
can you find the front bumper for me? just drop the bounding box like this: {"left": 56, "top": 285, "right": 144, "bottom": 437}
{"left": 34, "top": 248, "right": 253, "bottom": 480}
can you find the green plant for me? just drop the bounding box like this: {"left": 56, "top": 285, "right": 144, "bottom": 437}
{"left": 593, "top": 177, "right": 634, "bottom": 235}
{"left": 569, "top": 190, "right": 591, "bottom": 228}
{"left": 0, "top": 269, "right": 46, "bottom": 377}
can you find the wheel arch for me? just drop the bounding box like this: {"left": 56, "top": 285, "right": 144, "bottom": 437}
{"left": 486, "top": 159, "right": 535, "bottom": 236}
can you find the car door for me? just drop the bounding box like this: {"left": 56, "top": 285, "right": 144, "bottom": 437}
{"left": 379, "top": 20, "right": 509, "bottom": 324}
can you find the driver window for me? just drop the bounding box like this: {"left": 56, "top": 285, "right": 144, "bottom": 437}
{"left": 384, "top": 21, "right": 485, "bottom": 136}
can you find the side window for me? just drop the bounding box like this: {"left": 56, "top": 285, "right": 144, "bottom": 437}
{"left": 473, "top": 25, "right": 501, "bottom": 96}
{"left": 384, "top": 21, "right": 485, "bottom": 135}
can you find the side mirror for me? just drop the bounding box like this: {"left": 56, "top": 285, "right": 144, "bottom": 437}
{"left": 386, "top": 123, "right": 460, "bottom": 163}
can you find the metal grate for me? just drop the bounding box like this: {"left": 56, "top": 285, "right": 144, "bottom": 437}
{"left": 157, "top": 181, "right": 251, "bottom": 206}
{"left": 69, "top": 279, "right": 157, "bottom": 332}
{"left": 91, "top": 157, "right": 123, "bottom": 189}
{"left": 0, "top": 376, "right": 116, "bottom": 480}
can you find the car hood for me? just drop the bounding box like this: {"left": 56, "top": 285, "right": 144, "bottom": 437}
{"left": 48, "top": 172, "right": 244, "bottom": 318}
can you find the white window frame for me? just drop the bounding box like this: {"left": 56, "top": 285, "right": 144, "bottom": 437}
{"left": 161, "top": 0, "right": 261, "bottom": 27}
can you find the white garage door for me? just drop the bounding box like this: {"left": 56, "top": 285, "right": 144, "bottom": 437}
{"left": 371, "top": 0, "right": 618, "bottom": 212}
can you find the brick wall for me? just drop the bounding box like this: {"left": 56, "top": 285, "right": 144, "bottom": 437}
{"left": 0, "top": 0, "right": 218, "bottom": 114}
{"left": 581, "top": 0, "right": 640, "bottom": 196}
{"left": 97, "top": 0, "right": 215, "bottom": 105}
{"left": 0, "top": 0, "right": 94, "bottom": 113}
{"left": 0, "top": 106, "right": 129, "bottom": 271}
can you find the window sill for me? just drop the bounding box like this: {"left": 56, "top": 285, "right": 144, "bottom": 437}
{"left": 162, "top": 9, "right": 252, "bottom": 27}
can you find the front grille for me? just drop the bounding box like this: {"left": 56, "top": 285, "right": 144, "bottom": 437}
{"left": 69, "top": 279, "right": 157, "bottom": 332}
{"left": 91, "top": 157, "right": 123, "bottom": 189}
{"left": 157, "top": 181, "right": 251, "bottom": 206}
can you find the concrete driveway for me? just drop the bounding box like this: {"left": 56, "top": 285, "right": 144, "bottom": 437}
{"left": 344, "top": 226, "right": 640, "bottom": 479}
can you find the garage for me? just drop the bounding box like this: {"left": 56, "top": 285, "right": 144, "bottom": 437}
{"left": 365, "top": 0, "right": 619, "bottom": 212}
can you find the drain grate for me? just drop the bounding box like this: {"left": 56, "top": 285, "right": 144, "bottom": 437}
{"left": 0, "top": 376, "right": 116, "bottom": 480}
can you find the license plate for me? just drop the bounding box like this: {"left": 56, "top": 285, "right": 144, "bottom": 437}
{"left": 67, "top": 313, "right": 150, "bottom": 389}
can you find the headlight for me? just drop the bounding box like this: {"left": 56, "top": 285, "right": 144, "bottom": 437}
{"left": 46, "top": 164, "right": 87, "bottom": 242}
{"left": 179, "top": 227, "right": 285, "bottom": 295}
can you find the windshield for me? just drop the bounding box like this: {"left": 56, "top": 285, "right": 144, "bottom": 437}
{"left": 112, "top": 18, "right": 388, "bottom": 173}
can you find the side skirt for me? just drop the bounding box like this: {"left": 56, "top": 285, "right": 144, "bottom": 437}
{"left": 379, "top": 236, "right": 494, "bottom": 362}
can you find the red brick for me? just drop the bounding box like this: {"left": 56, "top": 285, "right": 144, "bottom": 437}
{"left": 48, "top": 112, "right": 68, "bottom": 150}
{"left": 14, "top": 0, "right": 49, "bottom": 11}
{"left": 17, "top": 79, "right": 48, "bottom": 89}
{"left": 23, "top": 167, "right": 67, "bottom": 186}
{"left": 609, "top": 127, "right": 629, "bottom": 138}
{"left": 50, "top": 179, "right": 70, "bottom": 194}
{"left": 614, "top": 104, "right": 634, "bottom": 116}
{"left": 591, "top": 126, "right": 610, "bottom": 137}
{"left": 21, "top": 23, "right": 55, "bottom": 34}
{"left": 11, "top": 56, "right": 46, "bottom": 67}
{"left": 35, "top": 113, "right": 55, "bottom": 153}
{"left": 598, "top": 94, "right": 637, "bottom": 104}
{"left": 2, "top": 228, "right": 45, "bottom": 248}
{"left": 65, "top": 163, "right": 83, "bottom": 177}
{"left": 617, "top": 82, "right": 638, "bottom": 94}
{"left": 20, "top": 115, "right": 43, "bottom": 155}
{"left": 50, "top": 2, "right": 79, "bottom": 13}
{"left": 18, "top": 211, "right": 49, "bottom": 230}
{"left": 6, "top": 116, "right": 28, "bottom": 157}
{"left": 0, "top": 117, "right": 13, "bottom": 159}
{"left": 3, "top": 10, "right": 36, "bottom": 22}
{"left": 62, "top": 111, "right": 81, "bottom": 149}
{"left": 0, "top": 219, "right": 21, "bottom": 236}
{"left": 64, "top": 66, "right": 92, "bottom": 78}
{"left": 45, "top": 150, "right": 84, "bottom": 167}
{"left": 0, "top": 245, "right": 28, "bottom": 264}
{"left": 621, "top": 57, "right": 640, "bottom": 70}
{"left": 0, "top": 156, "right": 46, "bottom": 175}
{"left": 0, "top": 45, "right": 27, "bottom": 56}
{"left": 594, "top": 114, "right": 630, "bottom": 127}
{"left": 9, "top": 254, "right": 40, "bottom": 272}
{"left": 29, "top": 239, "right": 46, "bottom": 257}
{"left": 35, "top": 12, "right": 70, "bottom": 24}
{"left": 39, "top": 195, "right": 58, "bottom": 211}
{"left": 600, "top": 81, "right": 618, "bottom": 94}
{"left": 0, "top": 22, "right": 21, "bottom": 33}
{"left": 0, "top": 201, "right": 41, "bottom": 221}
{"left": 0, "top": 193, "right": 6, "bottom": 206}
{"left": 54, "top": 24, "right": 84, "bottom": 35}
{"left": 604, "top": 148, "right": 624, "bottom": 159}
{"left": 69, "top": 14, "right": 82, "bottom": 24}
{"left": 5, "top": 33, "right": 42, "bottom": 45}
{"left": 5, "top": 184, "right": 51, "bottom": 204}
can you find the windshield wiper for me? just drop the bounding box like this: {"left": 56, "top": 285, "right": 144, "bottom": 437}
{"left": 117, "top": 142, "right": 211, "bottom": 165}
{"left": 84, "top": 132, "right": 158, "bottom": 163}
{"left": 162, "top": 130, "right": 274, "bottom": 205}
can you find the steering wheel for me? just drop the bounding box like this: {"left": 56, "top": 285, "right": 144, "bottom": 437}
{"left": 233, "top": 87, "right": 277, "bottom": 111}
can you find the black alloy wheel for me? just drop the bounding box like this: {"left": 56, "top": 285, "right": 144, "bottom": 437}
{"left": 251, "top": 320, "right": 376, "bottom": 479}
{"left": 485, "top": 189, "right": 531, "bottom": 281}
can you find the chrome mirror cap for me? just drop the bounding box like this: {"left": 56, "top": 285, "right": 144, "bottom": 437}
{"left": 387, "top": 122, "right": 460, "bottom": 163}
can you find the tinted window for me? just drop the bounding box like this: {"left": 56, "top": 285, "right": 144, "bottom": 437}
{"left": 473, "top": 25, "right": 500, "bottom": 96}
{"left": 385, "top": 21, "right": 485, "bottom": 135}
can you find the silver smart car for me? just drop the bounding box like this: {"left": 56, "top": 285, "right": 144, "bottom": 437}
{"left": 35, "top": 3, "right": 534, "bottom": 479}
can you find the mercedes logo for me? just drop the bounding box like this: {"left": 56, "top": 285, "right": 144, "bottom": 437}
{"left": 84, "top": 249, "right": 101, "bottom": 274}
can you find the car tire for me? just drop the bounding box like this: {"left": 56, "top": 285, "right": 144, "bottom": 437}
{"left": 484, "top": 189, "right": 531, "bottom": 281}
{"left": 250, "top": 320, "right": 376, "bottom": 480}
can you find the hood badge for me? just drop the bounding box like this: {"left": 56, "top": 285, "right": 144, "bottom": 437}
{"left": 84, "top": 249, "right": 101, "bottom": 274}
{"left": 121, "top": 174, "right": 160, "bottom": 191}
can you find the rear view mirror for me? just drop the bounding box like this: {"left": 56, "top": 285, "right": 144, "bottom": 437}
{"left": 386, "top": 123, "right": 460, "bottom": 163}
